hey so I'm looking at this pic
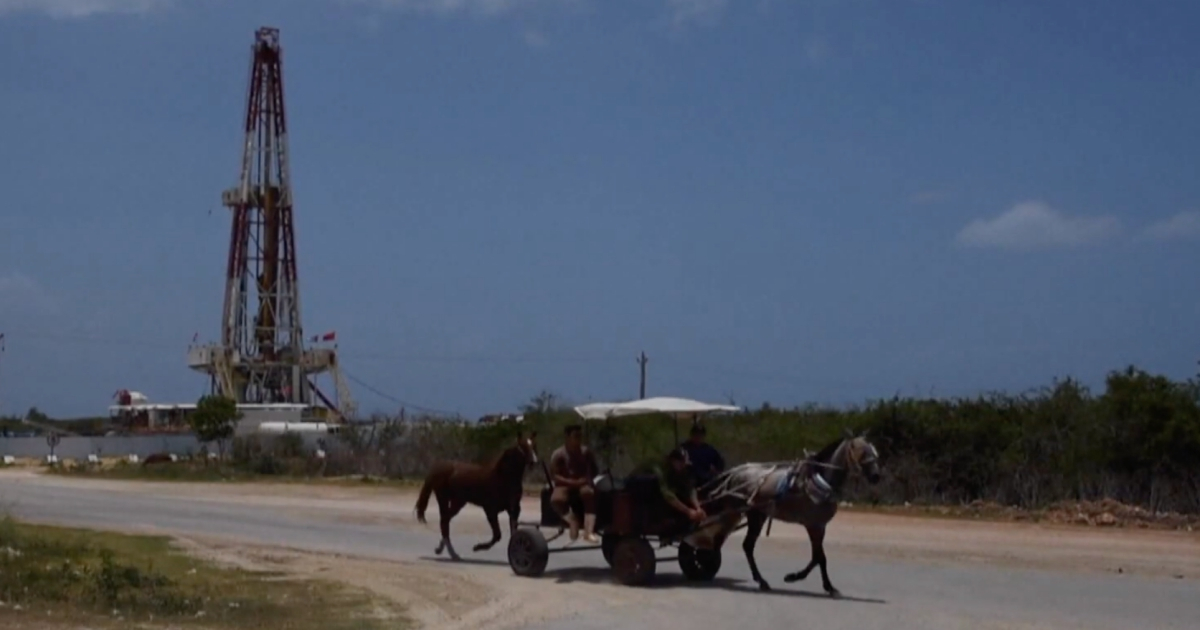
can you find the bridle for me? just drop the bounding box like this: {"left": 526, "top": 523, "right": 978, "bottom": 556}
{"left": 844, "top": 438, "right": 879, "bottom": 473}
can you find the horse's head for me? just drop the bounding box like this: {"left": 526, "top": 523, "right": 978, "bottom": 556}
{"left": 514, "top": 430, "right": 539, "bottom": 468}
{"left": 842, "top": 428, "right": 881, "bottom": 484}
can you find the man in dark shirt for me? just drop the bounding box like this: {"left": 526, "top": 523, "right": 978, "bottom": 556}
{"left": 680, "top": 422, "right": 725, "bottom": 490}
{"left": 631, "top": 447, "right": 706, "bottom": 523}
{"left": 549, "top": 424, "right": 600, "bottom": 543}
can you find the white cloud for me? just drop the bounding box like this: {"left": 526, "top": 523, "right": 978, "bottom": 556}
{"left": 1138, "top": 211, "right": 1200, "bottom": 242}
{"left": 343, "top": 0, "right": 572, "bottom": 17}
{"left": 955, "top": 201, "right": 1121, "bottom": 250}
{"left": 521, "top": 28, "right": 548, "bottom": 47}
{"left": 803, "top": 36, "right": 830, "bottom": 65}
{"left": 666, "top": 0, "right": 727, "bottom": 26}
{"left": 0, "top": 272, "right": 59, "bottom": 314}
{"left": 0, "top": 272, "right": 37, "bottom": 295}
{"left": 351, "top": 0, "right": 731, "bottom": 26}
{"left": 910, "top": 189, "right": 953, "bottom": 205}
{"left": 0, "top": 0, "right": 169, "bottom": 18}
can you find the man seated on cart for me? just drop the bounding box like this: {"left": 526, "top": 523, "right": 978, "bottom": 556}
{"left": 630, "top": 447, "right": 707, "bottom": 526}
{"left": 679, "top": 421, "right": 725, "bottom": 491}
{"left": 549, "top": 424, "right": 601, "bottom": 544}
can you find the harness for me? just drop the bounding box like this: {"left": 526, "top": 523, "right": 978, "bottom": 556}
{"left": 695, "top": 438, "right": 878, "bottom": 539}
{"left": 708, "top": 440, "right": 866, "bottom": 511}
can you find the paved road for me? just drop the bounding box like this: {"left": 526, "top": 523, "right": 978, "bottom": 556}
{"left": 1, "top": 472, "right": 1196, "bottom": 630}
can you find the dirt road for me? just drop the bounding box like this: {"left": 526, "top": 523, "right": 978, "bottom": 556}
{"left": 1, "top": 470, "right": 1196, "bottom": 629}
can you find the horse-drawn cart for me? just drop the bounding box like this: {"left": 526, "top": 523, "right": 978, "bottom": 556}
{"left": 506, "top": 397, "right": 742, "bottom": 586}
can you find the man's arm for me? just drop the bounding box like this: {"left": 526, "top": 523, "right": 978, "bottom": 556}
{"left": 585, "top": 448, "right": 600, "bottom": 479}
{"left": 712, "top": 447, "right": 725, "bottom": 473}
{"left": 659, "top": 481, "right": 690, "bottom": 515}
{"left": 550, "top": 451, "right": 580, "bottom": 488}
{"left": 657, "top": 472, "right": 695, "bottom": 516}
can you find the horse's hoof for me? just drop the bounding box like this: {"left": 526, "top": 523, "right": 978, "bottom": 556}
{"left": 434, "top": 547, "right": 443, "bottom": 556}
{"left": 758, "top": 581, "right": 772, "bottom": 592}
{"left": 826, "top": 588, "right": 842, "bottom": 599}
{"left": 783, "top": 573, "right": 802, "bottom": 583}
{"left": 472, "top": 544, "right": 488, "bottom": 553}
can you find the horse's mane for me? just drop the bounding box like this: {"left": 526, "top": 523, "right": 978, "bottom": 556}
{"left": 811, "top": 436, "right": 844, "bottom": 464}
{"left": 487, "top": 443, "right": 526, "bottom": 473}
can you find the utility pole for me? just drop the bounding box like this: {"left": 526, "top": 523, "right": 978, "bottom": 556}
{"left": 0, "top": 332, "right": 5, "bottom": 418}
{"left": 636, "top": 351, "right": 648, "bottom": 399}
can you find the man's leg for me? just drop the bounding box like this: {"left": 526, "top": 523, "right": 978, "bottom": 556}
{"left": 579, "top": 486, "right": 599, "bottom": 544}
{"left": 550, "top": 485, "right": 580, "bottom": 541}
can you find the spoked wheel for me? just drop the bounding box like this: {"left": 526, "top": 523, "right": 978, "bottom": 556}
{"left": 612, "top": 537, "right": 657, "bottom": 586}
{"left": 601, "top": 533, "right": 619, "bottom": 567}
{"left": 507, "top": 527, "right": 549, "bottom": 577}
{"left": 678, "top": 541, "right": 721, "bottom": 581}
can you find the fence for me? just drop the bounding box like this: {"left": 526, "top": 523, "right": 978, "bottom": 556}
{"left": 0, "top": 435, "right": 208, "bottom": 461}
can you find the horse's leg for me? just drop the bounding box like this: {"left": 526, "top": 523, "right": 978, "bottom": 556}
{"left": 473, "top": 508, "right": 503, "bottom": 552}
{"left": 741, "top": 509, "right": 771, "bottom": 591}
{"left": 810, "top": 524, "right": 839, "bottom": 597}
{"left": 507, "top": 496, "right": 521, "bottom": 535}
{"left": 437, "top": 497, "right": 466, "bottom": 560}
{"left": 433, "top": 491, "right": 448, "bottom": 555}
{"left": 784, "top": 524, "right": 838, "bottom": 597}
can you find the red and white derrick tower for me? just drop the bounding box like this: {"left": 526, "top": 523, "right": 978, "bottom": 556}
{"left": 189, "top": 26, "right": 355, "bottom": 420}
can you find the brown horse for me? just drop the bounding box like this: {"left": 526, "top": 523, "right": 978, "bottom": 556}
{"left": 705, "top": 429, "right": 881, "bottom": 596}
{"left": 414, "top": 431, "right": 539, "bottom": 560}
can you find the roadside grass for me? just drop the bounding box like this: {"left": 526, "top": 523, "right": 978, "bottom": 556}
{"left": 0, "top": 516, "right": 410, "bottom": 629}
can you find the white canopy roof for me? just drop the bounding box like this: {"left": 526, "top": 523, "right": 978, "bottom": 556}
{"left": 574, "top": 396, "right": 741, "bottom": 421}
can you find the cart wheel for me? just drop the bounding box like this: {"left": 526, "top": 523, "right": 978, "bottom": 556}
{"left": 601, "top": 533, "right": 619, "bottom": 566}
{"left": 612, "top": 537, "right": 657, "bottom": 586}
{"left": 508, "top": 527, "right": 549, "bottom": 577}
{"left": 678, "top": 542, "right": 721, "bottom": 581}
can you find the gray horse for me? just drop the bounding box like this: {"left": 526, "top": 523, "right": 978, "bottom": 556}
{"left": 703, "top": 429, "right": 881, "bottom": 596}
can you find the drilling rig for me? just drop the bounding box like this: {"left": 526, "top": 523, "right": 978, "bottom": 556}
{"left": 188, "top": 26, "right": 356, "bottom": 421}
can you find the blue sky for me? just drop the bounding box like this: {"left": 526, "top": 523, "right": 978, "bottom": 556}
{"left": 1, "top": 0, "right": 1198, "bottom": 418}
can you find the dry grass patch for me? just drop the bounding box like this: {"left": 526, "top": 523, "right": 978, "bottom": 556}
{"left": 0, "top": 517, "right": 410, "bottom": 630}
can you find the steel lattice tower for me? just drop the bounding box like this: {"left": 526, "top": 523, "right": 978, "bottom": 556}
{"left": 190, "top": 27, "right": 355, "bottom": 418}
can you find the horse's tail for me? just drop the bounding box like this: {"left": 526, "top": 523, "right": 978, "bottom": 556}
{"left": 414, "top": 464, "right": 444, "bottom": 524}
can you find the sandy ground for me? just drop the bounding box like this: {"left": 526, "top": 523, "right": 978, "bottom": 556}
{"left": 1, "top": 470, "right": 1198, "bottom": 629}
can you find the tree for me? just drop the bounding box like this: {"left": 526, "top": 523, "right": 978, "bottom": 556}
{"left": 190, "top": 395, "right": 241, "bottom": 461}
{"left": 522, "top": 390, "right": 564, "bottom": 415}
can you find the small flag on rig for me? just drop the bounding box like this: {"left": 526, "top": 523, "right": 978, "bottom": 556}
{"left": 309, "top": 331, "right": 336, "bottom": 343}
{"left": 191, "top": 332, "right": 199, "bottom": 344}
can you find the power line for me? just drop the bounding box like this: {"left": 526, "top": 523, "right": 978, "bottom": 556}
{"left": 4, "top": 328, "right": 865, "bottom": 402}
{"left": 341, "top": 370, "right": 461, "bottom": 417}
{"left": 3, "top": 329, "right": 631, "bottom": 366}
